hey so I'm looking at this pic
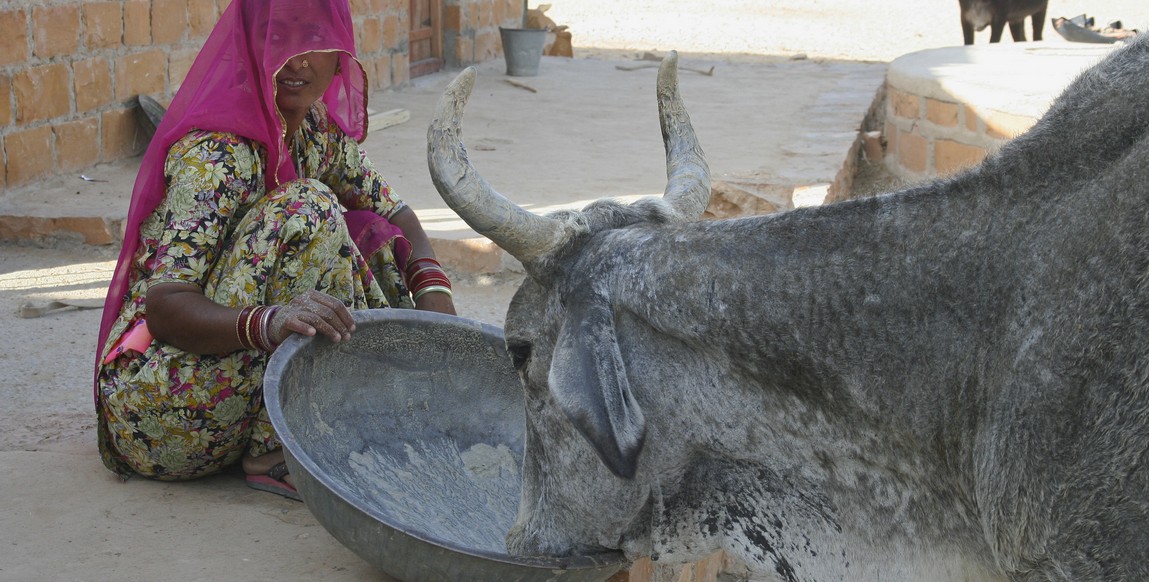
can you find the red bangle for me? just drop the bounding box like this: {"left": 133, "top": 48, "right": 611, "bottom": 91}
{"left": 245, "top": 305, "right": 278, "bottom": 353}
{"left": 406, "top": 256, "right": 442, "bottom": 270}
{"left": 407, "top": 267, "right": 452, "bottom": 292}
{"left": 410, "top": 270, "right": 450, "bottom": 286}
{"left": 250, "top": 306, "right": 264, "bottom": 352}
{"left": 236, "top": 306, "right": 255, "bottom": 350}
{"left": 404, "top": 263, "right": 447, "bottom": 286}
{"left": 406, "top": 265, "right": 442, "bottom": 281}
{"left": 404, "top": 257, "right": 453, "bottom": 299}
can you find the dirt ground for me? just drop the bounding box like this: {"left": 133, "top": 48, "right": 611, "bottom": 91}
{"left": 4, "top": 0, "right": 1149, "bottom": 579}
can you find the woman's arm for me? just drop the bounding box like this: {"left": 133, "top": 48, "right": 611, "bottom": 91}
{"left": 148, "top": 283, "right": 357, "bottom": 354}
{"left": 390, "top": 206, "right": 457, "bottom": 315}
{"left": 147, "top": 283, "right": 246, "bottom": 354}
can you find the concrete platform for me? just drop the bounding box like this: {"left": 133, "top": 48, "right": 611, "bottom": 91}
{"left": 881, "top": 41, "right": 1121, "bottom": 180}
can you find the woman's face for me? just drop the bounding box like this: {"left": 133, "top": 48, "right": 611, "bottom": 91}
{"left": 275, "top": 50, "right": 339, "bottom": 126}
{"left": 248, "top": 5, "right": 343, "bottom": 131}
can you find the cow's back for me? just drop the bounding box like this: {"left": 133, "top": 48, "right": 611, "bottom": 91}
{"left": 946, "top": 35, "right": 1149, "bottom": 577}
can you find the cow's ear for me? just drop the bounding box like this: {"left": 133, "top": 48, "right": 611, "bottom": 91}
{"left": 549, "top": 299, "right": 646, "bottom": 479}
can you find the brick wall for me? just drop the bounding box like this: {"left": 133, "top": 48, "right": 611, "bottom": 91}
{"left": 353, "top": 0, "right": 418, "bottom": 97}
{"left": 0, "top": 0, "right": 523, "bottom": 195}
{"left": 881, "top": 84, "right": 1037, "bottom": 181}
{"left": 608, "top": 551, "right": 740, "bottom": 582}
{"left": 444, "top": 0, "right": 524, "bottom": 67}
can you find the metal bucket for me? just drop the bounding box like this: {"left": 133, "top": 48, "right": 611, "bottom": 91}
{"left": 264, "top": 309, "right": 626, "bottom": 582}
{"left": 499, "top": 27, "right": 547, "bottom": 76}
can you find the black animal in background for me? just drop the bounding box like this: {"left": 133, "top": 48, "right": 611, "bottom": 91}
{"left": 959, "top": 0, "right": 1048, "bottom": 44}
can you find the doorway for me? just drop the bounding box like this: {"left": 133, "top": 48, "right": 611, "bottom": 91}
{"left": 409, "top": 0, "right": 443, "bottom": 77}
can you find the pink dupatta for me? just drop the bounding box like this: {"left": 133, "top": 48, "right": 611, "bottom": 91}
{"left": 94, "top": 0, "right": 369, "bottom": 400}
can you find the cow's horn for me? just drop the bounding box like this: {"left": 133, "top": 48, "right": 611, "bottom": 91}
{"left": 658, "top": 52, "right": 712, "bottom": 220}
{"left": 427, "top": 67, "right": 564, "bottom": 264}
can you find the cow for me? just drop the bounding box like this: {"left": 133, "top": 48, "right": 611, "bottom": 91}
{"left": 959, "top": 0, "right": 1047, "bottom": 45}
{"left": 426, "top": 40, "right": 1149, "bottom": 581}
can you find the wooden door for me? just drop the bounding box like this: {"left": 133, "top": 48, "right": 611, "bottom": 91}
{"left": 409, "top": 0, "right": 443, "bottom": 77}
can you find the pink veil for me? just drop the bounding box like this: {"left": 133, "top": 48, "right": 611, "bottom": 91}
{"left": 95, "top": 0, "right": 368, "bottom": 395}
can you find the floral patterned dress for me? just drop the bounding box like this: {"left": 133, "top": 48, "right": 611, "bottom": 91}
{"left": 97, "top": 103, "right": 409, "bottom": 480}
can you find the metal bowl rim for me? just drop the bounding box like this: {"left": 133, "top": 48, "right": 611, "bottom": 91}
{"left": 264, "top": 308, "right": 627, "bottom": 571}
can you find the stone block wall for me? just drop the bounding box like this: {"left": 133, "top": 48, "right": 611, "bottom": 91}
{"left": 881, "top": 84, "right": 1038, "bottom": 181}
{"left": 0, "top": 0, "right": 523, "bottom": 195}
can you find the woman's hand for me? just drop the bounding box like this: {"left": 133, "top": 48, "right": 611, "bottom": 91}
{"left": 268, "top": 290, "right": 357, "bottom": 345}
{"left": 415, "top": 290, "right": 456, "bottom": 315}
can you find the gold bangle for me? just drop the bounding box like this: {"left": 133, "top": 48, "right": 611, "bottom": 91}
{"left": 243, "top": 306, "right": 259, "bottom": 350}
{"left": 236, "top": 306, "right": 254, "bottom": 350}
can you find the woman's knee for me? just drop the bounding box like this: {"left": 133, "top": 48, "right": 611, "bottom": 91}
{"left": 101, "top": 377, "right": 257, "bottom": 481}
{"left": 268, "top": 179, "right": 342, "bottom": 223}
{"left": 107, "top": 428, "right": 246, "bottom": 481}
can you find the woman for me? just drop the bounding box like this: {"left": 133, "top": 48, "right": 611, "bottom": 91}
{"left": 94, "top": 0, "right": 455, "bottom": 499}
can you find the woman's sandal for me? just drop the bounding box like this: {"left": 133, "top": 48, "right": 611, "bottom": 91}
{"left": 245, "top": 461, "right": 302, "bottom": 501}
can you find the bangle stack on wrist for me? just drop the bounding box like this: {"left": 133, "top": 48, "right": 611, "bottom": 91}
{"left": 236, "top": 305, "right": 280, "bottom": 352}
{"left": 405, "top": 257, "right": 453, "bottom": 302}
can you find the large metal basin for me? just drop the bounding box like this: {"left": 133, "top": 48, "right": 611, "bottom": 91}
{"left": 264, "top": 309, "right": 627, "bottom": 582}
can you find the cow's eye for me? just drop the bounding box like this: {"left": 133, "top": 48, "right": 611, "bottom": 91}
{"left": 506, "top": 340, "right": 532, "bottom": 370}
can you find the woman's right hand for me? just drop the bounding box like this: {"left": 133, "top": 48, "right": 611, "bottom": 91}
{"left": 268, "top": 290, "right": 356, "bottom": 345}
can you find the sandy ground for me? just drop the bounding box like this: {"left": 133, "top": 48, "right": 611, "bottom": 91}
{"left": 4, "top": 0, "right": 1149, "bottom": 579}
{"left": 545, "top": 0, "right": 1149, "bottom": 62}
